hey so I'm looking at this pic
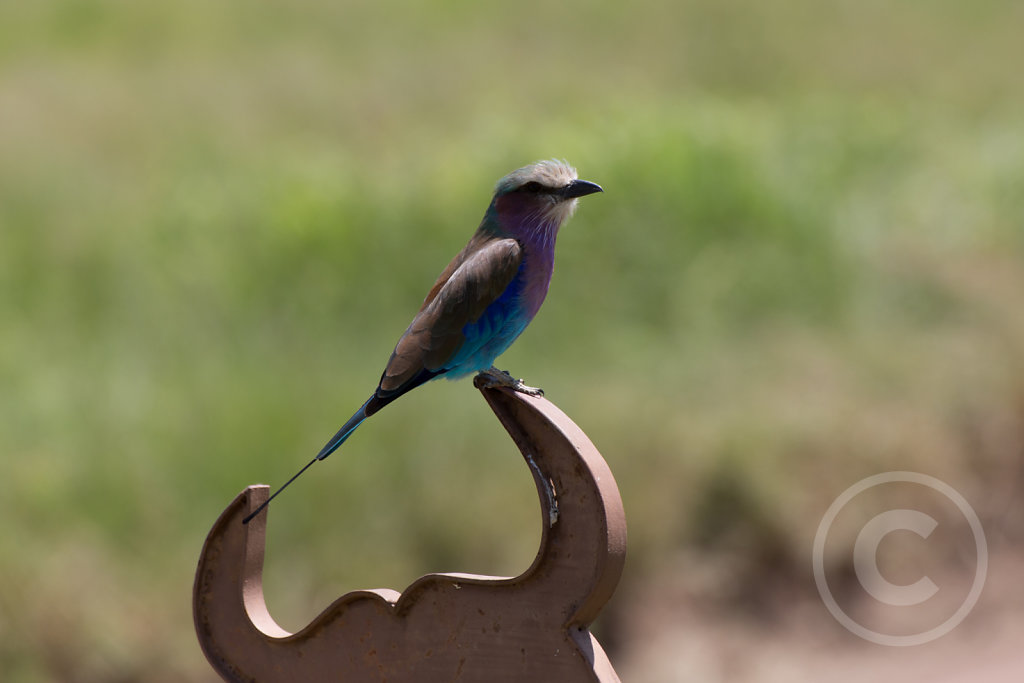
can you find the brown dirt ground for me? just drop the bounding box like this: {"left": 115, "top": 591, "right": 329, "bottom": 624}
{"left": 613, "top": 550, "right": 1024, "bottom": 682}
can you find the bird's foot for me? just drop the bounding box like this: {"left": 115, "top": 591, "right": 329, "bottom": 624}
{"left": 475, "top": 367, "right": 545, "bottom": 397}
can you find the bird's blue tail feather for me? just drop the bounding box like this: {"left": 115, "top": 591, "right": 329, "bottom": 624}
{"left": 316, "top": 399, "right": 371, "bottom": 460}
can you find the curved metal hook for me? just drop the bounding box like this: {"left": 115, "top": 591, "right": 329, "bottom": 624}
{"left": 193, "top": 384, "right": 626, "bottom": 682}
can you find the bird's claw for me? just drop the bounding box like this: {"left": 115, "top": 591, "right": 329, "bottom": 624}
{"left": 476, "top": 368, "right": 545, "bottom": 397}
{"left": 512, "top": 379, "right": 545, "bottom": 397}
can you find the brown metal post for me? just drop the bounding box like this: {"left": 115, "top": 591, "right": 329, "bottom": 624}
{"left": 193, "top": 384, "right": 626, "bottom": 682}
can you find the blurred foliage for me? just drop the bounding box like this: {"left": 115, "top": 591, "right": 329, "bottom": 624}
{"left": 2, "top": 0, "right": 1023, "bottom": 680}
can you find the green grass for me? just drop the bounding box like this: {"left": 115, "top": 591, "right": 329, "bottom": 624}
{"left": 2, "top": 1, "right": 1023, "bottom": 680}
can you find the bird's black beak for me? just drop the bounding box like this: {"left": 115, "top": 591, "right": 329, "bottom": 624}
{"left": 559, "top": 179, "right": 604, "bottom": 199}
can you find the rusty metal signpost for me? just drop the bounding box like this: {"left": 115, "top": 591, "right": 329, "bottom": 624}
{"left": 193, "top": 382, "right": 627, "bottom": 682}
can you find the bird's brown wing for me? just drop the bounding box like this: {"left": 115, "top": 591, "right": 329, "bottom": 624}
{"left": 373, "top": 235, "right": 523, "bottom": 404}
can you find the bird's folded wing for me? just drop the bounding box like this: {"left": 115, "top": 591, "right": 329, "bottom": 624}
{"left": 378, "top": 237, "right": 523, "bottom": 396}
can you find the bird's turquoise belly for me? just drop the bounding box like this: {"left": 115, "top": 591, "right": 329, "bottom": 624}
{"left": 444, "top": 282, "right": 530, "bottom": 379}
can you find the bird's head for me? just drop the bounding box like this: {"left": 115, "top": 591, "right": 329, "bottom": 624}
{"left": 490, "top": 160, "right": 603, "bottom": 236}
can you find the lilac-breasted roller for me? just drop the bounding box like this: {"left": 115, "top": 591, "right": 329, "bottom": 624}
{"left": 244, "top": 160, "right": 602, "bottom": 522}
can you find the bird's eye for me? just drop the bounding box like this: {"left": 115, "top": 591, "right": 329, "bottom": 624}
{"left": 521, "top": 181, "right": 544, "bottom": 193}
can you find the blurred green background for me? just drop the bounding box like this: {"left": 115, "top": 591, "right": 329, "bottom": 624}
{"left": 2, "top": 1, "right": 1023, "bottom": 681}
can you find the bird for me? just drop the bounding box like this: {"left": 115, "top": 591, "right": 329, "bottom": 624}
{"left": 243, "top": 160, "right": 602, "bottom": 523}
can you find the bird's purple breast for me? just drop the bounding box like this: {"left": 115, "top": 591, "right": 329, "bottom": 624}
{"left": 516, "top": 243, "right": 555, "bottom": 320}
{"left": 493, "top": 194, "right": 561, "bottom": 320}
